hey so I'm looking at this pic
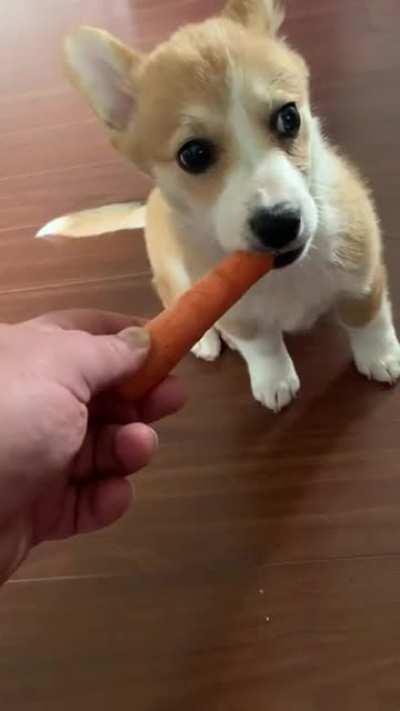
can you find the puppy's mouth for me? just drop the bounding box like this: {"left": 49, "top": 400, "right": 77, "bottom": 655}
{"left": 274, "top": 244, "right": 305, "bottom": 269}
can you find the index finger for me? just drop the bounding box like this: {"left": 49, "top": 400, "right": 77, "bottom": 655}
{"left": 91, "top": 375, "right": 186, "bottom": 424}
{"left": 30, "top": 309, "right": 147, "bottom": 335}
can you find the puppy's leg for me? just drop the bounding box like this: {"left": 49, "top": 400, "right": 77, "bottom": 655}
{"left": 221, "top": 321, "right": 300, "bottom": 411}
{"left": 339, "top": 268, "right": 400, "bottom": 384}
{"left": 191, "top": 329, "right": 222, "bottom": 362}
{"left": 154, "top": 271, "right": 222, "bottom": 363}
{"left": 146, "top": 189, "right": 221, "bottom": 362}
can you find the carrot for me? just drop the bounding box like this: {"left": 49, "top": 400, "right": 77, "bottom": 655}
{"left": 118, "top": 250, "right": 274, "bottom": 400}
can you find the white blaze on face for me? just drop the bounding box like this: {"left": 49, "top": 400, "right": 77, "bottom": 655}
{"left": 213, "top": 74, "right": 318, "bottom": 252}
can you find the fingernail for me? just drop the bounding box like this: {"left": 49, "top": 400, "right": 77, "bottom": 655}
{"left": 119, "top": 327, "right": 150, "bottom": 351}
{"left": 150, "top": 428, "right": 159, "bottom": 450}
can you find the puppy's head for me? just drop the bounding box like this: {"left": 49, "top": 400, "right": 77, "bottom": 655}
{"left": 66, "top": 0, "right": 318, "bottom": 265}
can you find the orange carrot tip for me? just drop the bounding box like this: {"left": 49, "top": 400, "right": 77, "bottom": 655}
{"left": 118, "top": 250, "right": 274, "bottom": 400}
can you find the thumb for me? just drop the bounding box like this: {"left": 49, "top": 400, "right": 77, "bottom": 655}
{"left": 71, "top": 327, "right": 150, "bottom": 399}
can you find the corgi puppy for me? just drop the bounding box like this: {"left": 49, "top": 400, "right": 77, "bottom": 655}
{"left": 39, "top": 0, "right": 400, "bottom": 412}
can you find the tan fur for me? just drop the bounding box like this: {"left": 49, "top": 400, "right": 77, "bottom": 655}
{"left": 332, "top": 155, "right": 381, "bottom": 286}
{"left": 116, "top": 19, "right": 309, "bottom": 179}
{"left": 146, "top": 188, "right": 216, "bottom": 304}
{"left": 338, "top": 265, "right": 386, "bottom": 328}
{"left": 223, "top": 0, "right": 285, "bottom": 35}
{"left": 145, "top": 188, "right": 185, "bottom": 306}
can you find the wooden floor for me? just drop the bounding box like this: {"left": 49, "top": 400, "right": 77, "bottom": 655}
{"left": 2, "top": 1, "right": 400, "bottom": 708}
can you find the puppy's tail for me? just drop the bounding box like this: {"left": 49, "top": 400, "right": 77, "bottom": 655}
{"left": 36, "top": 202, "right": 146, "bottom": 239}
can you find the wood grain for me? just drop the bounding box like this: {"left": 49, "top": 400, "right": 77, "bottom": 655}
{"left": 1, "top": 1, "right": 400, "bottom": 709}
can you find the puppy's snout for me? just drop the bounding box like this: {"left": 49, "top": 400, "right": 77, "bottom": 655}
{"left": 249, "top": 203, "right": 302, "bottom": 251}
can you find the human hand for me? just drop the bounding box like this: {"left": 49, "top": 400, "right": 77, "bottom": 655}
{"left": 0, "top": 309, "right": 185, "bottom": 582}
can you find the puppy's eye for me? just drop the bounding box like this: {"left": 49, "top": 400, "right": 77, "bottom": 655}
{"left": 272, "top": 102, "right": 301, "bottom": 139}
{"left": 177, "top": 139, "right": 216, "bottom": 174}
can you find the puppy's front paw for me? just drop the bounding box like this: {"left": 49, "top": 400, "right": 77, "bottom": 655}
{"left": 192, "top": 329, "right": 222, "bottom": 362}
{"left": 250, "top": 359, "right": 300, "bottom": 412}
{"left": 354, "top": 340, "right": 400, "bottom": 385}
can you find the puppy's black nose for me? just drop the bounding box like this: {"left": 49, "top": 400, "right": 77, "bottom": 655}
{"left": 249, "top": 204, "right": 301, "bottom": 251}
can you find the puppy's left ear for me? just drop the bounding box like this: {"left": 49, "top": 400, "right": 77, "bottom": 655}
{"left": 223, "top": 0, "right": 284, "bottom": 35}
{"left": 65, "top": 27, "right": 143, "bottom": 131}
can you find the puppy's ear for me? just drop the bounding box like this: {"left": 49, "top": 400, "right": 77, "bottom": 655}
{"left": 65, "top": 27, "right": 143, "bottom": 131}
{"left": 223, "top": 0, "right": 284, "bottom": 35}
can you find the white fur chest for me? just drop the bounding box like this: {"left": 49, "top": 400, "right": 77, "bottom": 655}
{"left": 227, "top": 249, "right": 341, "bottom": 333}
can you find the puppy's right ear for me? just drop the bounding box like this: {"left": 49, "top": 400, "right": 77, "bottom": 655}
{"left": 223, "top": 0, "right": 284, "bottom": 35}
{"left": 65, "top": 27, "right": 142, "bottom": 131}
